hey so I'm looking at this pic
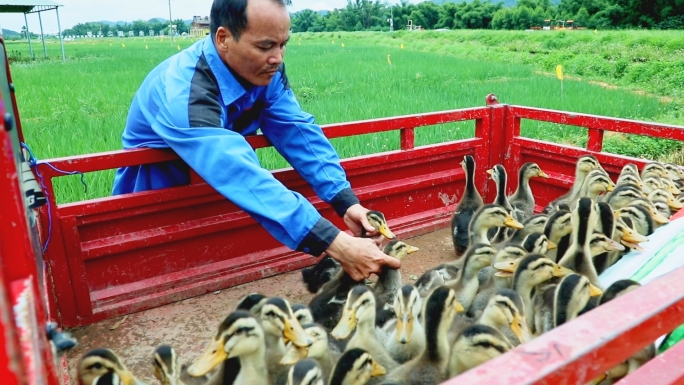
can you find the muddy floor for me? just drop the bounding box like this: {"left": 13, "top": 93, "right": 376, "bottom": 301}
{"left": 63, "top": 227, "right": 457, "bottom": 384}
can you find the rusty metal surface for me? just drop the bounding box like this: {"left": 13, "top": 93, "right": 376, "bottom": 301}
{"left": 63, "top": 227, "right": 458, "bottom": 384}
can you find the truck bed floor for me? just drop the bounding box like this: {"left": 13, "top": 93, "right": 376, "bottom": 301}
{"left": 63, "top": 227, "right": 456, "bottom": 384}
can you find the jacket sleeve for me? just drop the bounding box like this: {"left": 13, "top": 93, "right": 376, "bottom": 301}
{"left": 260, "top": 67, "right": 360, "bottom": 217}
{"left": 149, "top": 92, "right": 340, "bottom": 256}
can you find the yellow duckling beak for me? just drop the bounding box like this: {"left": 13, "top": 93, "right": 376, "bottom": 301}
{"left": 504, "top": 214, "right": 524, "bottom": 230}
{"left": 117, "top": 370, "right": 136, "bottom": 385}
{"left": 547, "top": 240, "right": 557, "bottom": 250}
{"left": 283, "top": 317, "right": 313, "bottom": 348}
{"left": 668, "top": 184, "right": 682, "bottom": 196}
{"left": 486, "top": 168, "right": 493, "bottom": 175}
{"left": 455, "top": 301, "right": 465, "bottom": 313}
{"left": 377, "top": 222, "right": 396, "bottom": 239}
{"left": 538, "top": 170, "right": 549, "bottom": 178}
{"left": 188, "top": 338, "right": 228, "bottom": 377}
{"left": 510, "top": 313, "right": 532, "bottom": 344}
{"left": 667, "top": 196, "right": 683, "bottom": 210}
{"left": 407, "top": 245, "right": 420, "bottom": 254}
{"left": 280, "top": 342, "right": 309, "bottom": 365}
{"left": 652, "top": 210, "right": 670, "bottom": 224}
{"left": 553, "top": 264, "right": 574, "bottom": 277}
{"left": 587, "top": 372, "right": 609, "bottom": 385}
{"left": 493, "top": 258, "right": 520, "bottom": 276}
{"left": 589, "top": 283, "right": 603, "bottom": 297}
{"left": 606, "top": 184, "right": 615, "bottom": 192}
{"left": 396, "top": 314, "right": 414, "bottom": 344}
{"left": 331, "top": 308, "right": 357, "bottom": 340}
{"left": 371, "top": 361, "right": 387, "bottom": 377}
{"left": 604, "top": 238, "right": 626, "bottom": 252}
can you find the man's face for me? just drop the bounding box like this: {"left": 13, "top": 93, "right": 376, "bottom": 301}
{"left": 215, "top": 0, "right": 290, "bottom": 87}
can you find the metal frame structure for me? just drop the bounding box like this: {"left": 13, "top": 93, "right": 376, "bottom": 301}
{"left": 0, "top": 0, "right": 65, "bottom": 61}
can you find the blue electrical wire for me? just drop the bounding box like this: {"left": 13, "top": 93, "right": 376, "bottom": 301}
{"left": 20, "top": 142, "right": 88, "bottom": 253}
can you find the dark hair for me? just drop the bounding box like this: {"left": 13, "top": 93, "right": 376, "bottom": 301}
{"left": 210, "top": 0, "right": 292, "bottom": 40}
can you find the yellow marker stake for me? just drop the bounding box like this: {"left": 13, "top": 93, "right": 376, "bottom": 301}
{"left": 122, "top": 43, "right": 125, "bottom": 48}
{"left": 400, "top": 43, "right": 404, "bottom": 49}
{"left": 332, "top": 40, "right": 334, "bottom": 44}
{"left": 109, "top": 43, "right": 112, "bottom": 46}
{"left": 556, "top": 64, "right": 564, "bottom": 98}
{"left": 341, "top": 42, "right": 345, "bottom": 47}
{"left": 387, "top": 54, "right": 391, "bottom": 66}
{"left": 177, "top": 45, "right": 181, "bottom": 50}
{"left": 145, "top": 45, "right": 149, "bottom": 49}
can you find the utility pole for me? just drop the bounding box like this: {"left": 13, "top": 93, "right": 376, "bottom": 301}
{"left": 168, "top": 0, "right": 174, "bottom": 46}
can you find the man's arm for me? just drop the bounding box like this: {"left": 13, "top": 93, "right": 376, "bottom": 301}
{"left": 150, "top": 93, "right": 340, "bottom": 257}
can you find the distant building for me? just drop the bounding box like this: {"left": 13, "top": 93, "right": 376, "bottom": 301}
{"left": 128, "top": 31, "right": 134, "bottom": 37}
{"left": 190, "top": 15, "right": 210, "bottom": 37}
{"left": 149, "top": 30, "right": 155, "bottom": 36}
{"left": 139, "top": 31, "right": 145, "bottom": 37}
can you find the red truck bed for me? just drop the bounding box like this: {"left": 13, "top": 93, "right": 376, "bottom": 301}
{"left": 2, "top": 34, "right": 684, "bottom": 383}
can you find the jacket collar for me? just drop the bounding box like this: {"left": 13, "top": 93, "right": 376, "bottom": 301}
{"left": 201, "top": 36, "right": 255, "bottom": 106}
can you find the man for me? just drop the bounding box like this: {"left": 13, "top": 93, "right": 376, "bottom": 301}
{"left": 112, "top": 0, "right": 400, "bottom": 280}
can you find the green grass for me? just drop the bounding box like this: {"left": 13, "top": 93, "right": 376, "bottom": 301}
{"left": 7, "top": 33, "right": 681, "bottom": 204}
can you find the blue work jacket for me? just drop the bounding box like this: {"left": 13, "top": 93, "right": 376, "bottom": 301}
{"left": 112, "top": 36, "right": 359, "bottom": 256}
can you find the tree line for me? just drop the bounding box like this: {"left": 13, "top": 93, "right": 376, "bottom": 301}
{"left": 291, "top": 0, "right": 684, "bottom": 32}
{"left": 60, "top": 19, "right": 189, "bottom": 37}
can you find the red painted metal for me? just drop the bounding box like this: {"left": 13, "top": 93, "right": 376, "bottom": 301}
{"left": 614, "top": 339, "right": 684, "bottom": 385}
{"left": 443, "top": 265, "right": 684, "bottom": 385}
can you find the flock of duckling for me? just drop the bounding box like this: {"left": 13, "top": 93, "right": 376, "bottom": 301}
{"left": 76, "top": 155, "right": 684, "bottom": 385}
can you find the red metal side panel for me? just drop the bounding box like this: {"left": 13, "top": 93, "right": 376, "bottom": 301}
{"left": 443, "top": 265, "right": 684, "bottom": 385}
{"left": 0, "top": 251, "right": 24, "bottom": 385}
{"left": 614, "top": 339, "right": 684, "bottom": 385}
{"left": 36, "top": 110, "right": 492, "bottom": 327}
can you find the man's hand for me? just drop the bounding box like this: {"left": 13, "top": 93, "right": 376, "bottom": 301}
{"left": 325, "top": 231, "right": 401, "bottom": 281}
{"left": 343, "top": 203, "right": 384, "bottom": 246}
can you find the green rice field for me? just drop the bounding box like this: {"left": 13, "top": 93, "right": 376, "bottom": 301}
{"left": 7, "top": 30, "right": 683, "bottom": 204}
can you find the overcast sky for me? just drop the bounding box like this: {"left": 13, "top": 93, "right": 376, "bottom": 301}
{"left": 0, "top": 0, "right": 416, "bottom": 34}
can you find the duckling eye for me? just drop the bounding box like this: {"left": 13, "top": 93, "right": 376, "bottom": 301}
{"left": 361, "top": 299, "right": 370, "bottom": 306}
{"left": 87, "top": 362, "right": 104, "bottom": 370}
{"left": 265, "top": 310, "right": 277, "bottom": 318}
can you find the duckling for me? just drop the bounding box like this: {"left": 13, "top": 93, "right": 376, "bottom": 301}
{"left": 663, "top": 162, "right": 684, "bottom": 182}
{"left": 91, "top": 372, "right": 124, "bottom": 385}
{"left": 509, "top": 162, "right": 548, "bottom": 224}
{"left": 544, "top": 155, "right": 600, "bottom": 213}
{"left": 260, "top": 297, "right": 314, "bottom": 384}
{"left": 329, "top": 348, "right": 386, "bottom": 385}
{"left": 381, "top": 285, "right": 425, "bottom": 364}
{"left": 520, "top": 232, "right": 556, "bottom": 255}
{"left": 471, "top": 244, "right": 527, "bottom": 316}
{"left": 593, "top": 201, "right": 617, "bottom": 274}
{"left": 309, "top": 267, "right": 364, "bottom": 332}
{"left": 364, "top": 210, "right": 396, "bottom": 240}
{"left": 447, "top": 324, "right": 512, "bottom": 378}
{"left": 469, "top": 204, "right": 524, "bottom": 246}
{"left": 287, "top": 359, "right": 325, "bottom": 385}
{"left": 543, "top": 209, "right": 573, "bottom": 263}
{"left": 78, "top": 348, "right": 143, "bottom": 385}
{"left": 533, "top": 273, "right": 602, "bottom": 334}
{"left": 654, "top": 201, "right": 672, "bottom": 219}
{"left": 302, "top": 256, "right": 341, "bottom": 294}
{"left": 660, "top": 177, "right": 681, "bottom": 196}
{"left": 648, "top": 188, "right": 683, "bottom": 213}
{"left": 558, "top": 197, "right": 602, "bottom": 288}
{"left": 235, "top": 293, "right": 269, "bottom": 316}
{"left": 494, "top": 254, "right": 572, "bottom": 333}
{"left": 372, "top": 240, "right": 419, "bottom": 326}
{"left": 385, "top": 286, "right": 465, "bottom": 385}
{"left": 590, "top": 232, "right": 625, "bottom": 274}
{"left": 486, "top": 164, "right": 514, "bottom": 243}
{"left": 292, "top": 304, "right": 314, "bottom": 326}
{"left": 619, "top": 163, "right": 640, "bottom": 179}
{"left": 598, "top": 280, "right": 655, "bottom": 382}
{"left": 613, "top": 217, "right": 648, "bottom": 252}
{"left": 616, "top": 204, "right": 655, "bottom": 236}
{"left": 281, "top": 323, "right": 339, "bottom": 380}
{"left": 574, "top": 169, "right": 615, "bottom": 203}
{"left": 331, "top": 285, "right": 399, "bottom": 376}
{"left": 153, "top": 345, "right": 209, "bottom": 385}
{"left": 604, "top": 185, "right": 645, "bottom": 210}
{"left": 642, "top": 176, "right": 665, "bottom": 194}
{"left": 413, "top": 263, "right": 459, "bottom": 299}
{"left": 451, "top": 155, "right": 484, "bottom": 257}
{"left": 615, "top": 172, "right": 644, "bottom": 191}
{"left": 641, "top": 162, "right": 667, "bottom": 180}
{"left": 187, "top": 310, "right": 268, "bottom": 384}
{"left": 625, "top": 197, "right": 670, "bottom": 226}
{"left": 444, "top": 243, "right": 496, "bottom": 312}
{"left": 506, "top": 214, "right": 549, "bottom": 245}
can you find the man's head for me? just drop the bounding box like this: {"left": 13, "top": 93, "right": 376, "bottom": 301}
{"left": 211, "top": 0, "right": 292, "bottom": 86}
